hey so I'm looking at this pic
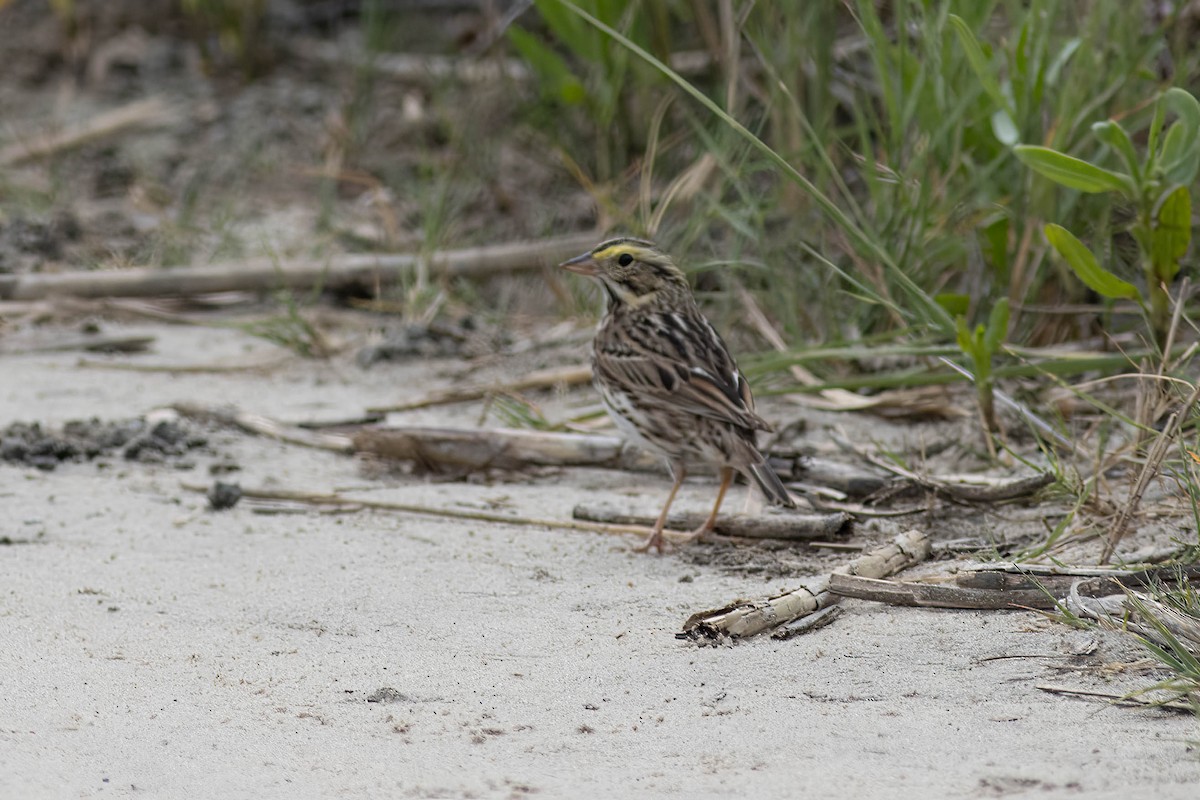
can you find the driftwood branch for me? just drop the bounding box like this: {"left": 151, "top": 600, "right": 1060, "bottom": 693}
{"left": 864, "top": 452, "right": 1055, "bottom": 502}
{"left": 366, "top": 364, "right": 593, "bottom": 414}
{"left": 353, "top": 426, "right": 651, "bottom": 472}
{"left": 172, "top": 403, "right": 354, "bottom": 453}
{"left": 300, "top": 38, "right": 721, "bottom": 84}
{"left": 171, "top": 402, "right": 879, "bottom": 493}
{"left": 180, "top": 481, "right": 660, "bottom": 541}
{"left": 957, "top": 561, "right": 1200, "bottom": 591}
{"left": 1065, "top": 583, "right": 1200, "bottom": 650}
{"left": 680, "top": 529, "right": 931, "bottom": 640}
{"left": 1036, "top": 684, "right": 1196, "bottom": 713}
{"left": 571, "top": 503, "right": 851, "bottom": 541}
{"left": 828, "top": 573, "right": 1056, "bottom": 610}
{"left": 769, "top": 605, "right": 844, "bottom": 639}
{"left": 0, "top": 233, "right": 598, "bottom": 301}
{"left": 81, "top": 355, "right": 294, "bottom": 374}
{"left": 0, "top": 96, "right": 176, "bottom": 166}
{"left": 0, "top": 333, "right": 155, "bottom": 355}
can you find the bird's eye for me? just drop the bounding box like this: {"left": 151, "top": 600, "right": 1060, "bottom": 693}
{"left": 617, "top": 253, "right": 633, "bottom": 266}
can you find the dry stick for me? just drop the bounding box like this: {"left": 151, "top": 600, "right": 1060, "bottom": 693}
{"left": 1101, "top": 380, "right": 1200, "bottom": 563}
{"left": 354, "top": 425, "right": 653, "bottom": 472}
{"left": 956, "top": 569, "right": 1134, "bottom": 598}
{"left": 1034, "top": 685, "right": 1195, "bottom": 713}
{"left": 937, "top": 356, "right": 1083, "bottom": 457}
{"left": 178, "top": 481, "right": 659, "bottom": 541}
{"left": 171, "top": 400, "right": 657, "bottom": 471}
{"left": 0, "top": 334, "right": 155, "bottom": 355}
{"left": 1066, "top": 583, "right": 1200, "bottom": 648}
{"left": 359, "top": 427, "right": 882, "bottom": 493}
{"left": 1159, "top": 277, "right": 1189, "bottom": 377}
{"left": 366, "top": 364, "right": 593, "bottom": 414}
{"left": 958, "top": 561, "right": 1200, "bottom": 580}
{"left": 734, "top": 285, "right": 880, "bottom": 412}
{"left": 79, "top": 355, "right": 294, "bottom": 374}
{"left": 680, "top": 528, "right": 931, "bottom": 640}
{"left": 850, "top": 439, "right": 1055, "bottom": 502}
{"left": 828, "top": 573, "right": 1057, "bottom": 610}
{"left": 300, "top": 37, "right": 720, "bottom": 84}
{"left": 0, "top": 96, "right": 175, "bottom": 166}
{"left": 771, "top": 605, "right": 843, "bottom": 639}
{"left": 571, "top": 503, "right": 852, "bottom": 541}
{"left": 772, "top": 453, "right": 890, "bottom": 497}
{"left": 172, "top": 403, "right": 354, "bottom": 453}
{"left": 0, "top": 233, "right": 599, "bottom": 301}
{"left": 173, "top": 401, "right": 886, "bottom": 494}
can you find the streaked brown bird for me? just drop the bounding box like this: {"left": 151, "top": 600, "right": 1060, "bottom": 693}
{"left": 561, "top": 237, "right": 795, "bottom": 553}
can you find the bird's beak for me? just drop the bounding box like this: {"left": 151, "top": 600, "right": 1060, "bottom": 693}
{"left": 559, "top": 251, "right": 598, "bottom": 276}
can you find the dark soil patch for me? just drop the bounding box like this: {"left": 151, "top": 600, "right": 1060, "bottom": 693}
{"left": 0, "top": 416, "right": 209, "bottom": 471}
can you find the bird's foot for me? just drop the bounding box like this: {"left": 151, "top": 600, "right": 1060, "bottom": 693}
{"left": 634, "top": 528, "right": 671, "bottom": 554}
{"left": 634, "top": 523, "right": 714, "bottom": 554}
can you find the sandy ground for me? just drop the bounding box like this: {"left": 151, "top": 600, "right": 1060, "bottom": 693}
{"left": 1, "top": 321, "right": 1198, "bottom": 799}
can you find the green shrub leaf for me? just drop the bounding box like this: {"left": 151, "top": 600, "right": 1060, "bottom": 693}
{"left": 991, "top": 109, "right": 1019, "bottom": 146}
{"left": 936, "top": 293, "right": 970, "bottom": 317}
{"left": 984, "top": 298, "right": 1010, "bottom": 353}
{"left": 1151, "top": 185, "right": 1192, "bottom": 282}
{"left": 948, "top": 15, "right": 1014, "bottom": 118}
{"left": 508, "top": 27, "right": 587, "bottom": 106}
{"left": 1044, "top": 224, "right": 1141, "bottom": 300}
{"left": 1091, "top": 120, "right": 1141, "bottom": 179}
{"left": 1014, "top": 145, "right": 1133, "bottom": 194}
{"left": 1164, "top": 87, "right": 1200, "bottom": 138}
{"left": 955, "top": 316, "right": 978, "bottom": 359}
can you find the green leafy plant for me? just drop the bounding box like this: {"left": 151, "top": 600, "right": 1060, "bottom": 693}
{"left": 1123, "top": 582, "right": 1200, "bottom": 717}
{"left": 181, "top": 0, "right": 269, "bottom": 76}
{"left": 953, "top": 297, "right": 1010, "bottom": 434}
{"left": 1013, "top": 88, "right": 1200, "bottom": 348}
{"left": 237, "top": 289, "right": 330, "bottom": 359}
{"left": 510, "top": 0, "right": 674, "bottom": 181}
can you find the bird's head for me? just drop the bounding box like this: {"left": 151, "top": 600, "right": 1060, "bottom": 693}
{"left": 560, "top": 237, "right": 690, "bottom": 308}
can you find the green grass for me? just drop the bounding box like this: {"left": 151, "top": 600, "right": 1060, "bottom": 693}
{"left": 503, "top": 0, "right": 1200, "bottom": 562}
{"left": 517, "top": 0, "right": 1199, "bottom": 342}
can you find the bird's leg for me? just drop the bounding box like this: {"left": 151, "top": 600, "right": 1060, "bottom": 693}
{"left": 635, "top": 464, "right": 686, "bottom": 554}
{"left": 679, "top": 466, "right": 733, "bottom": 544}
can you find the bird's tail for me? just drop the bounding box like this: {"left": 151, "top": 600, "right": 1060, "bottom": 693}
{"left": 746, "top": 458, "right": 795, "bottom": 508}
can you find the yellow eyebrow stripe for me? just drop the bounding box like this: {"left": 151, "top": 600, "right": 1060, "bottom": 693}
{"left": 592, "top": 245, "right": 628, "bottom": 261}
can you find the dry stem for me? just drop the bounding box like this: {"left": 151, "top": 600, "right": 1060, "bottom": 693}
{"left": 681, "top": 528, "right": 931, "bottom": 640}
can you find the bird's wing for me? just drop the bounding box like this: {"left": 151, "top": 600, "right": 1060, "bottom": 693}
{"left": 594, "top": 308, "right": 772, "bottom": 432}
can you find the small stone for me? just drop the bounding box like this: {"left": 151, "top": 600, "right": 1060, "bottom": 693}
{"left": 207, "top": 482, "right": 242, "bottom": 511}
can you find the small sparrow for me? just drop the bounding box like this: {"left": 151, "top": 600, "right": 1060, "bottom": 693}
{"left": 561, "top": 237, "right": 794, "bottom": 553}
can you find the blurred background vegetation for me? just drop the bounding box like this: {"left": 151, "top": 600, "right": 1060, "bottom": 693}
{"left": 2, "top": 0, "right": 1200, "bottom": 383}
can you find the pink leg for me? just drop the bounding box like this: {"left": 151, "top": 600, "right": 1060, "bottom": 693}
{"left": 679, "top": 466, "right": 733, "bottom": 544}
{"left": 635, "top": 466, "right": 687, "bottom": 554}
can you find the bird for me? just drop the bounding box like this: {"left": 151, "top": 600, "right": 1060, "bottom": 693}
{"left": 560, "top": 236, "right": 795, "bottom": 553}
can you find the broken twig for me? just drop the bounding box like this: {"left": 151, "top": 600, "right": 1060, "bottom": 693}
{"left": 864, "top": 453, "right": 1055, "bottom": 502}
{"left": 172, "top": 403, "right": 354, "bottom": 453}
{"left": 0, "top": 334, "right": 155, "bottom": 355}
{"left": 179, "top": 481, "right": 661, "bottom": 541}
{"left": 366, "top": 364, "right": 593, "bottom": 413}
{"left": 0, "top": 96, "right": 175, "bottom": 166}
{"left": 680, "top": 528, "right": 931, "bottom": 640}
{"left": 572, "top": 503, "right": 851, "bottom": 541}
{"left": 828, "top": 573, "right": 1056, "bottom": 610}
{"left": 1102, "top": 381, "right": 1200, "bottom": 562}
{"left": 1035, "top": 684, "right": 1195, "bottom": 713}
{"left": 353, "top": 425, "right": 650, "bottom": 472}
{"left": 0, "top": 233, "right": 598, "bottom": 301}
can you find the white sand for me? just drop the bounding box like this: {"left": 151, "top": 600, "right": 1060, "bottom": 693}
{"left": 1, "top": 322, "right": 1197, "bottom": 798}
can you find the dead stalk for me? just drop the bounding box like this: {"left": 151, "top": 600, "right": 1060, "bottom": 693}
{"left": 1102, "top": 380, "right": 1200, "bottom": 563}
